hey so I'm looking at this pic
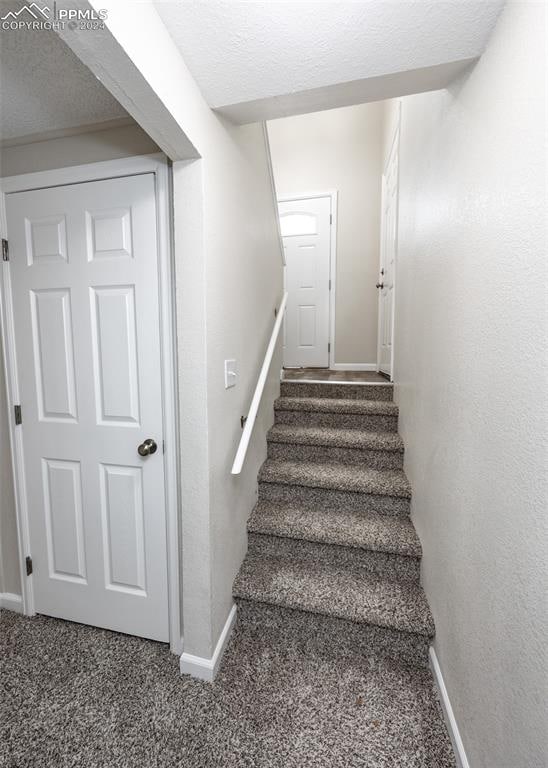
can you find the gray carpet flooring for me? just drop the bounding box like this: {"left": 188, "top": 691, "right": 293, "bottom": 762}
{"left": 1, "top": 609, "right": 455, "bottom": 768}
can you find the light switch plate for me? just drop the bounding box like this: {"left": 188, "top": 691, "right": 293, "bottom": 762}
{"left": 224, "top": 359, "right": 237, "bottom": 389}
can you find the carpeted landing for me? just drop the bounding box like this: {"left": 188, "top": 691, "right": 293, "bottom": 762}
{"left": 0, "top": 608, "right": 455, "bottom": 768}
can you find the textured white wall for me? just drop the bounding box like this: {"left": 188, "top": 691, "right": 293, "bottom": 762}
{"left": 174, "top": 129, "right": 283, "bottom": 656}
{"left": 268, "top": 104, "right": 383, "bottom": 365}
{"left": 201, "top": 123, "right": 283, "bottom": 648}
{"left": 389, "top": 2, "right": 547, "bottom": 766}
{"left": 0, "top": 122, "right": 160, "bottom": 177}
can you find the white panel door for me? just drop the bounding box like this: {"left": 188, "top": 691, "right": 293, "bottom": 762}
{"left": 280, "top": 196, "right": 331, "bottom": 368}
{"left": 378, "top": 133, "right": 399, "bottom": 378}
{"left": 6, "top": 174, "right": 169, "bottom": 642}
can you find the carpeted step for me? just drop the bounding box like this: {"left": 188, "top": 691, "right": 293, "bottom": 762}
{"left": 233, "top": 554, "right": 435, "bottom": 638}
{"left": 259, "top": 459, "right": 411, "bottom": 498}
{"left": 247, "top": 500, "right": 422, "bottom": 557}
{"left": 274, "top": 396, "right": 399, "bottom": 430}
{"left": 281, "top": 380, "right": 394, "bottom": 402}
{"left": 259, "top": 481, "right": 410, "bottom": 516}
{"left": 267, "top": 423, "right": 404, "bottom": 469}
{"left": 247, "top": 534, "right": 420, "bottom": 582}
{"left": 235, "top": 598, "right": 431, "bottom": 669}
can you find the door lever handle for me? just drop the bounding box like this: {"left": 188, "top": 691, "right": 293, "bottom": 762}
{"left": 137, "top": 438, "right": 158, "bottom": 457}
{"left": 376, "top": 282, "right": 384, "bottom": 289}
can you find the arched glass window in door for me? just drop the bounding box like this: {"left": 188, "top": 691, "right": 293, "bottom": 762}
{"left": 279, "top": 211, "right": 317, "bottom": 237}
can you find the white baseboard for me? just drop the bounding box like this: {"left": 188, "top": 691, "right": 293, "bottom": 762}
{"left": 180, "top": 604, "right": 237, "bottom": 682}
{"left": 430, "top": 646, "right": 471, "bottom": 768}
{"left": 330, "top": 363, "right": 377, "bottom": 371}
{"left": 0, "top": 592, "right": 23, "bottom": 613}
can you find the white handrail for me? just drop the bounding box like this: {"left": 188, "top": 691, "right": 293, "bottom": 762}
{"left": 231, "top": 291, "right": 288, "bottom": 475}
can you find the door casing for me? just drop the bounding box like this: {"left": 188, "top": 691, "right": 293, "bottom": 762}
{"left": 0, "top": 154, "right": 182, "bottom": 654}
{"left": 278, "top": 191, "right": 338, "bottom": 369}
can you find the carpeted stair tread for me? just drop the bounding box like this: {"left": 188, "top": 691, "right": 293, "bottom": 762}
{"left": 280, "top": 381, "right": 395, "bottom": 402}
{"left": 233, "top": 554, "right": 435, "bottom": 637}
{"left": 268, "top": 423, "right": 404, "bottom": 452}
{"left": 259, "top": 459, "right": 412, "bottom": 498}
{"left": 247, "top": 500, "right": 422, "bottom": 557}
{"left": 275, "top": 396, "right": 399, "bottom": 415}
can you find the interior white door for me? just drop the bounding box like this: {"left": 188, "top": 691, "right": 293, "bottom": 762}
{"left": 280, "top": 196, "right": 331, "bottom": 368}
{"left": 6, "top": 173, "right": 169, "bottom": 641}
{"left": 378, "top": 134, "right": 399, "bottom": 378}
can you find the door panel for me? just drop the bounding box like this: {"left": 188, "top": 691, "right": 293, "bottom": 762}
{"left": 86, "top": 207, "right": 132, "bottom": 260}
{"left": 280, "top": 196, "right": 331, "bottom": 367}
{"left": 378, "top": 134, "right": 399, "bottom": 378}
{"left": 298, "top": 305, "right": 316, "bottom": 346}
{"left": 99, "top": 463, "right": 146, "bottom": 594}
{"left": 26, "top": 214, "right": 68, "bottom": 264}
{"left": 30, "top": 288, "right": 78, "bottom": 421}
{"left": 42, "top": 458, "right": 86, "bottom": 582}
{"left": 6, "top": 173, "right": 169, "bottom": 641}
{"left": 90, "top": 285, "right": 140, "bottom": 424}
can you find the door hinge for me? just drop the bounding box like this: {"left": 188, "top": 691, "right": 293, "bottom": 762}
{"left": 328, "top": 342, "right": 331, "bottom": 354}
{"left": 329, "top": 214, "right": 333, "bottom": 225}
{"left": 329, "top": 279, "right": 332, "bottom": 290}
{"left": 2, "top": 239, "right": 8, "bottom": 262}
{"left": 14, "top": 405, "right": 22, "bottom": 425}
{"left": 26, "top": 556, "right": 33, "bottom": 576}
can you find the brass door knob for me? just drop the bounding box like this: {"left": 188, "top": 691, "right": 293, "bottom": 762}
{"left": 137, "top": 439, "right": 158, "bottom": 457}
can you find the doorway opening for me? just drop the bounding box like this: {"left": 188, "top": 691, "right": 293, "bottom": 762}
{"left": 267, "top": 100, "right": 400, "bottom": 381}
{"left": 278, "top": 192, "right": 336, "bottom": 369}
{"left": 0, "top": 156, "right": 181, "bottom": 652}
{"left": 377, "top": 104, "right": 400, "bottom": 379}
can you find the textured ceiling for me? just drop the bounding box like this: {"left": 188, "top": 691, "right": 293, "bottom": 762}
{"left": 0, "top": 0, "right": 127, "bottom": 140}
{"left": 0, "top": 0, "right": 505, "bottom": 139}
{"left": 154, "top": 0, "right": 504, "bottom": 122}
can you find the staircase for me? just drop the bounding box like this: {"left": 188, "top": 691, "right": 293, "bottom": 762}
{"left": 233, "top": 379, "right": 435, "bottom": 669}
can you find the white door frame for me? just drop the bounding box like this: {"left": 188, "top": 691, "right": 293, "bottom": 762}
{"left": 377, "top": 103, "right": 401, "bottom": 382}
{"left": 277, "top": 191, "right": 338, "bottom": 368}
{"left": 0, "top": 154, "right": 182, "bottom": 654}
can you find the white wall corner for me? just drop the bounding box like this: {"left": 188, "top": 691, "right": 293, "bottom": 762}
{"left": 179, "top": 604, "right": 237, "bottom": 682}
{"left": 430, "top": 646, "right": 471, "bottom": 768}
{"left": 0, "top": 592, "right": 23, "bottom": 614}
